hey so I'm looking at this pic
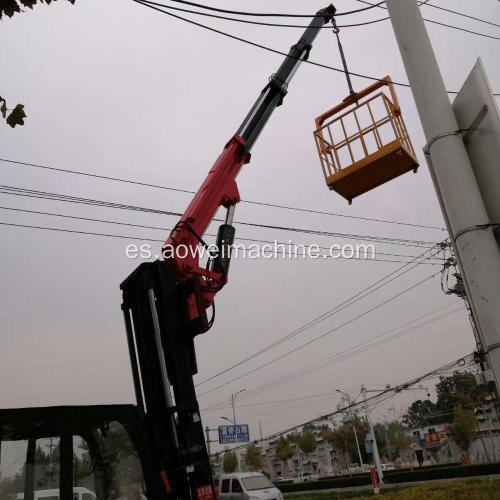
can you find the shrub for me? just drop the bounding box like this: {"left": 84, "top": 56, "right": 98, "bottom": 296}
{"left": 278, "top": 462, "right": 500, "bottom": 494}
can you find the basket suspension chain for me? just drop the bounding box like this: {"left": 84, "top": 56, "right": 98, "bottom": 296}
{"left": 332, "top": 19, "right": 356, "bottom": 99}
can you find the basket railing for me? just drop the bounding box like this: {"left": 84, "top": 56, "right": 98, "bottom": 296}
{"left": 314, "top": 92, "right": 416, "bottom": 181}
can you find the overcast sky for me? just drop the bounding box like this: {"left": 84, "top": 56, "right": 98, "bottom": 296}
{"left": 1, "top": 0, "right": 499, "bottom": 451}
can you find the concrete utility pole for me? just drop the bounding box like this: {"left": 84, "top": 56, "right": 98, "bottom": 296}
{"left": 336, "top": 389, "right": 364, "bottom": 468}
{"left": 361, "top": 386, "right": 384, "bottom": 483}
{"left": 386, "top": 0, "right": 500, "bottom": 397}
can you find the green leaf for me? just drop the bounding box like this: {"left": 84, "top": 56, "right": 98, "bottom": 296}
{"left": 6, "top": 104, "right": 26, "bottom": 128}
{"left": 0, "top": 97, "right": 7, "bottom": 119}
{"left": 0, "top": 0, "right": 21, "bottom": 19}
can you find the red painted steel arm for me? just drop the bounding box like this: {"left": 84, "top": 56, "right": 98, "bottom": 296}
{"left": 162, "top": 5, "right": 336, "bottom": 330}
{"left": 163, "top": 135, "right": 250, "bottom": 320}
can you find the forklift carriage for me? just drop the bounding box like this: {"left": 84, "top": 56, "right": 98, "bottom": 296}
{"left": 314, "top": 76, "right": 419, "bottom": 204}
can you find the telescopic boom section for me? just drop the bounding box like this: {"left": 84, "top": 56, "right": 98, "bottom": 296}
{"left": 164, "top": 5, "right": 336, "bottom": 330}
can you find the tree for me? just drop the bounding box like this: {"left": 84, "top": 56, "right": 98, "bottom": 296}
{"left": 298, "top": 431, "right": 317, "bottom": 456}
{"left": 275, "top": 436, "right": 295, "bottom": 472}
{"left": 402, "top": 372, "right": 488, "bottom": 428}
{"left": 223, "top": 450, "right": 238, "bottom": 473}
{"left": 1, "top": 0, "right": 76, "bottom": 20}
{"left": 449, "top": 406, "right": 477, "bottom": 458}
{"left": 436, "top": 372, "right": 488, "bottom": 417}
{"left": 324, "top": 417, "right": 368, "bottom": 465}
{"left": 245, "top": 445, "right": 263, "bottom": 471}
{"left": 286, "top": 432, "right": 301, "bottom": 445}
{"left": 324, "top": 426, "right": 351, "bottom": 468}
{"left": 403, "top": 399, "right": 441, "bottom": 428}
{"left": 386, "top": 422, "right": 411, "bottom": 459}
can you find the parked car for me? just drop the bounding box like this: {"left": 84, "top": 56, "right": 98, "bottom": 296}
{"left": 292, "top": 472, "right": 319, "bottom": 484}
{"left": 273, "top": 477, "right": 293, "bottom": 486}
{"left": 217, "top": 472, "right": 283, "bottom": 500}
{"left": 16, "top": 487, "right": 96, "bottom": 500}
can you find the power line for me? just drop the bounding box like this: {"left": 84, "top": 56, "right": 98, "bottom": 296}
{"left": 0, "top": 221, "right": 442, "bottom": 266}
{"left": 195, "top": 243, "right": 444, "bottom": 388}
{"left": 201, "top": 302, "right": 462, "bottom": 412}
{"left": 424, "top": 2, "right": 500, "bottom": 30}
{"left": 227, "top": 390, "right": 340, "bottom": 409}
{"left": 204, "top": 355, "right": 474, "bottom": 446}
{"left": 140, "top": 0, "right": 390, "bottom": 29}
{"left": 130, "top": 0, "right": 417, "bottom": 89}
{"left": 140, "top": 0, "right": 489, "bottom": 32}
{"left": 158, "top": 0, "right": 386, "bottom": 18}
{"left": 231, "top": 304, "right": 462, "bottom": 404}
{"left": 0, "top": 221, "right": 167, "bottom": 242}
{"left": 242, "top": 199, "right": 444, "bottom": 231}
{"left": 250, "top": 355, "right": 472, "bottom": 443}
{"left": 0, "top": 158, "right": 446, "bottom": 230}
{"left": 131, "top": 0, "right": 500, "bottom": 96}
{"left": 0, "top": 205, "right": 440, "bottom": 264}
{"left": 197, "top": 271, "right": 441, "bottom": 399}
{"left": 0, "top": 184, "right": 436, "bottom": 248}
{"left": 145, "top": 0, "right": 500, "bottom": 34}
{"left": 355, "top": 0, "right": 500, "bottom": 41}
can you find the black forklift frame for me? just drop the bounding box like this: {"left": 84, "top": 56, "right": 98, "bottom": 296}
{"left": 121, "top": 260, "right": 213, "bottom": 498}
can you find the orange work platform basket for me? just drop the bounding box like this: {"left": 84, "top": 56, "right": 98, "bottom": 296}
{"left": 314, "top": 76, "right": 419, "bottom": 204}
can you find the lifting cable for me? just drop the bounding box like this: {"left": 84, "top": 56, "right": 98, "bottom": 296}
{"left": 331, "top": 18, "right": 356, "bottom": 99}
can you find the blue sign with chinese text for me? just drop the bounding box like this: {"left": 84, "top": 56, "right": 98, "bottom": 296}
{"left": 218, "top": 424, "right": 250, "bottom": 444}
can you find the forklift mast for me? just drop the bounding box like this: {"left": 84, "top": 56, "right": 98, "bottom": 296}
{"left": 121, "top": 5, "right": 336, "bottom": 499}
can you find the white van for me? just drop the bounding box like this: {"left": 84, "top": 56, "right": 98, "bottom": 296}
{"left": 217, "top": 472, "right": 283, "bottom": 500}
{"left": 16, "top": 487, "right": 96, "bottom": 500}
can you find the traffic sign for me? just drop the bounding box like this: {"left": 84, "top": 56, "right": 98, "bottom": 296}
{"left": 218, "top": 424, "right": 250, "bottom": 444}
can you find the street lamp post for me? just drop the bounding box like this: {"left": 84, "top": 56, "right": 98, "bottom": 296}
{"left": 336, "top": 390, "right": 364, "bottom": 469}
{"left": 230, "top": 389, "right": 246, "bottom": 425}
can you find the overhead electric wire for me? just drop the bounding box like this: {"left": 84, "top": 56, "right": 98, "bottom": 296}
{"left": 236, "top": 355, "right": 473, "bottom": 446}
{"left": 158, "top": 0, "right": 386, "bottom": 18}
{"left": 355, "top": 0, "right": 500, "bottom": 41}
{"left": 139, "top": 0, "right": 390, "bottom": 29}
{"left": 203, "top": 355, "right": 473, "bottom": 442}
{"left": 197, "top": 271, "right": 442, "bottom": 400}
{"left": 0, "top": 184, "right": 436, "bottom": 248}
{"left": 0, "top": 220, "right": 442, "bottom": 266}
{"left": 132, "top": 0, "right": 500, "bottom": 96}
{"left": 223, "top": 390, "right": 340, "bottom": 409}
{"left": 138, "top": 0, "right": 446, "bottom": 30}
{"left": 195, "top": 242, "right": 444, "bottom": 388}
{"left": 424, "top": 2, "right": 500, "bottom": 30}
{"left": 0, "top": 221, "right": 173, "bottom": 243}
{"left": 231, "top": 304, "right": 462, "bottom": 403}
{"left": 0, "top": 158, "right": 446, "bottom": 231}
{"left": 200, "top": 300, "right": 460, "bottom": 407}
{"left": 0, "top": 206, "right": 441, "bottom": 264}
{"left": 145, "top": 0, "right": 500, "bottom": 33}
